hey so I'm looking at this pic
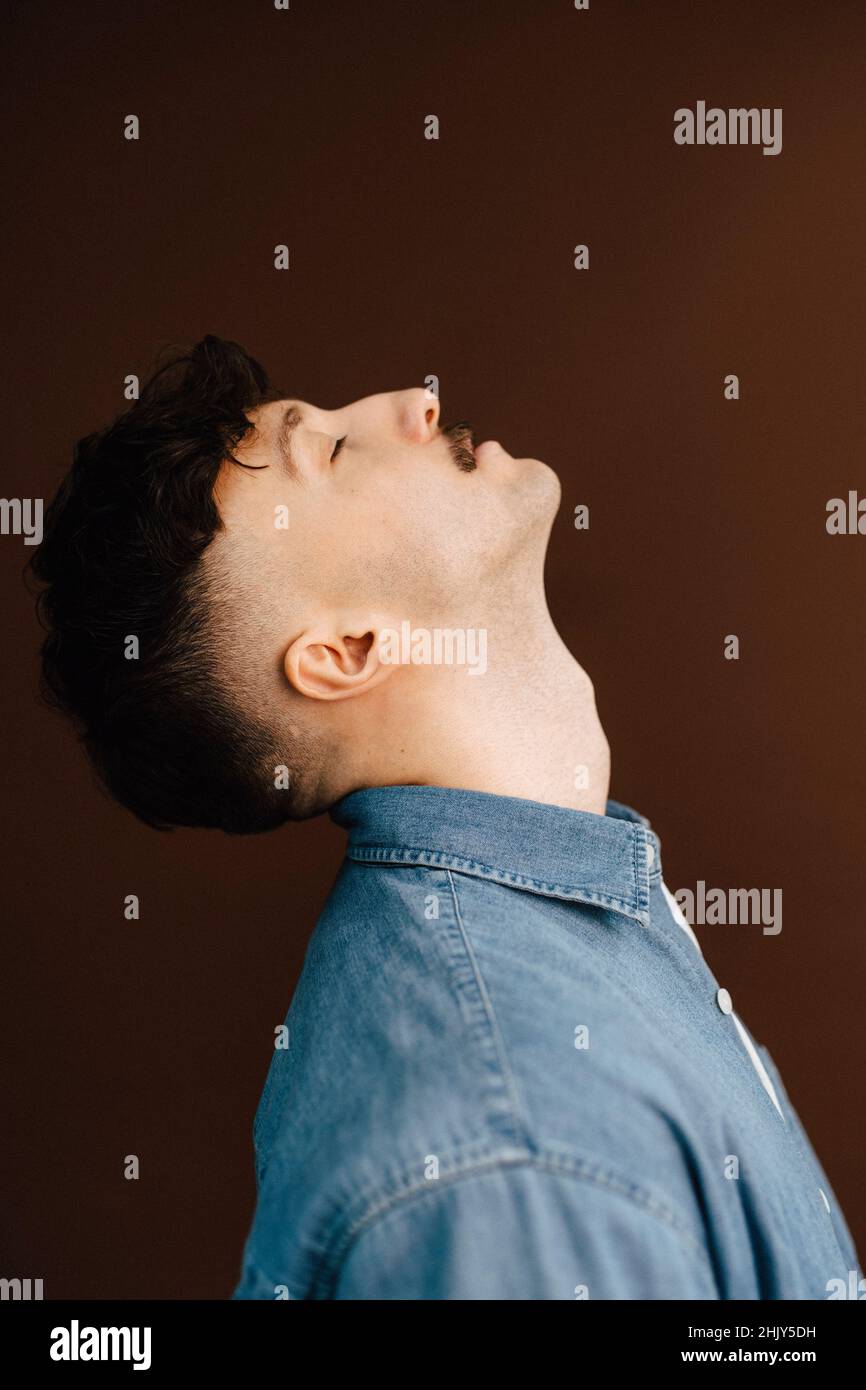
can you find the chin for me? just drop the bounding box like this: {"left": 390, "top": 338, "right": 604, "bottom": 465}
{"left": 487, "top": 458, "right": 560, "bottom": 570}
{"left": 519, "top": 455, "right": 562, "bottom": 520}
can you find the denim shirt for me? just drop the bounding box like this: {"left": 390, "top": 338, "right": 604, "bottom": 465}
{"left": 232, "top": 786, "right": 859, "bottom": 1300}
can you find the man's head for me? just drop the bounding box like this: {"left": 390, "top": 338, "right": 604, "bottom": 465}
{"left": 32, "top": 336, "right": 560, "bottom": 832}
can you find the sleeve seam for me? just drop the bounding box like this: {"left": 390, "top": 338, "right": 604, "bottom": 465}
{"left": 318, "top": 1148, "right": 714, "bottom": 1296}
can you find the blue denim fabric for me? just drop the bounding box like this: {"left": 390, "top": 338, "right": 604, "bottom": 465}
{"left": 232, "top": 786, "right": 859, "bottom": 1300}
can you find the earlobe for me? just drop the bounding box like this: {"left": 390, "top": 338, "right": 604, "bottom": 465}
{"left": 285, "top": 625, "right": 391, "bottom": 701}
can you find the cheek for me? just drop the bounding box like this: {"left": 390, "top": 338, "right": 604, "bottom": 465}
{"left": 322, "top": 471, "right": 523, "bottom": 608}
{"left": 355, "top": 468, "right": 501, "bottom": 540}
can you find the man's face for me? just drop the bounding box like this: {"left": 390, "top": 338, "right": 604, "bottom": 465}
{"left": 209, "top": 388, "right": 561, "bottom": 692}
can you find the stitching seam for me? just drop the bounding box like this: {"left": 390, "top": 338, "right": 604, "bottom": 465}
{"left": 317, "top": 1149, "right": 713, "bottom": 1295}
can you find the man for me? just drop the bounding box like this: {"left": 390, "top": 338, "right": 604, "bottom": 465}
{"left": 33, "top": 335, "right": 859, "bottom": 1299}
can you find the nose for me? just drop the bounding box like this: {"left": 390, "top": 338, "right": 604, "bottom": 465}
{"left": 396, "top": 387, "right": 440, "bottom": 443}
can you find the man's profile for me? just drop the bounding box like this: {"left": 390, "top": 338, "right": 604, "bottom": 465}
{"left": 31, "top": 335, "right": 860, "bottom": 1299}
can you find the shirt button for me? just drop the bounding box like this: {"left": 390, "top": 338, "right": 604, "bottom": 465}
{"left": 716, "top": 988, "right": 733, "bottom": 1015}
{"left": 647, "top": 844, "right": 656, "bottom": 868}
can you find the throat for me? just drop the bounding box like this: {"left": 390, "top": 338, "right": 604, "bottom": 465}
{"left": 410, "top": 638, "right": 612, "bottom": 816}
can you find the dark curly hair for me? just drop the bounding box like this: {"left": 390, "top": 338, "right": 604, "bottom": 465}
{"left": 29, "top": 335, "right": 308, "bottom": 834}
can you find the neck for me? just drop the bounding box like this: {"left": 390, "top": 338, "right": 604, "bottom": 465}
{"left": 356, "top": 610, "right": 611, "bottom": 816}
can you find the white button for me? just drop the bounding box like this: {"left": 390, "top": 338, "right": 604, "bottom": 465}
{"left": 647, "top": 844, "right": 656, "bottom": 867}
{"left": 716, "top": 988, "right": 733, "bottom": 1015}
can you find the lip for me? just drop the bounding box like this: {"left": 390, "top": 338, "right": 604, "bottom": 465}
{"left": 474, "top": 440, "right": 502, "bottom": 464}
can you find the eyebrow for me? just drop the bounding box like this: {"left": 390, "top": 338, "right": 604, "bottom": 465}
{"left": 275, "top": 404, "right": 303, "bottom": 479}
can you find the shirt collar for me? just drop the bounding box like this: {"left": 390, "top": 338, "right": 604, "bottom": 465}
{"left": 329, "top": 785, "right": 662, "bottom": 926}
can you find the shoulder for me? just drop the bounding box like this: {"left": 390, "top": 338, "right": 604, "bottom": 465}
{"left": 268, "top": 856, "right": 701, "bottom": 1182}
{"left": 242, "top": 860, "right": 716, "bottom": 1297}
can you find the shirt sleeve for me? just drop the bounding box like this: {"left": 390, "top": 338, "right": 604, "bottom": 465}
{"left": 333, "top": 1161, "right": 719, "bottom": 1300}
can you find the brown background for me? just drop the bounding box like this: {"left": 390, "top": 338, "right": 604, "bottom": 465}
{"left": 1, "top": 0, "right": 864, "bottom": 1297}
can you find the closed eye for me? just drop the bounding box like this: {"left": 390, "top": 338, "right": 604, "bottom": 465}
{"left": 330, "top": 435, "right": 346, "bottom": 461}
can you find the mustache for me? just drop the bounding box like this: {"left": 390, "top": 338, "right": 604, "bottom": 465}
{"left": 441, "top": 420, "right": 477, "bottom": 472}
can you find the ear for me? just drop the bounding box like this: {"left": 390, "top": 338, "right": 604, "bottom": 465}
{"left": 284, "top": 623, "right": 393, "bottom": 702}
